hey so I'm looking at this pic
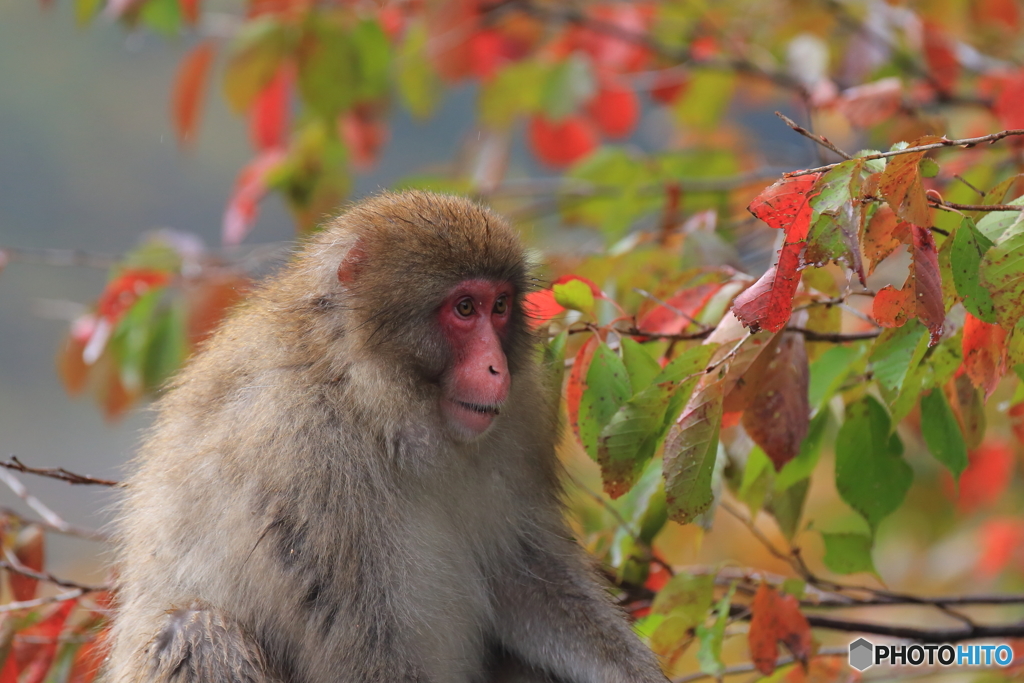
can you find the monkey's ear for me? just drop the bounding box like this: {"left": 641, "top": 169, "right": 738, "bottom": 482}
{"left": 337, "top": 243, "right": 368, "bottom": 285}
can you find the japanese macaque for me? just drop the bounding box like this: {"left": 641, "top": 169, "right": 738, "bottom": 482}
{"left": 107, "top": 191, "right": 667, "bottom": 683}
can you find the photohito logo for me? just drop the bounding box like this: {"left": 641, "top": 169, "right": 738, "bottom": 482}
{"left": 848, "top": 638, "right": 1014, "bottom": 671}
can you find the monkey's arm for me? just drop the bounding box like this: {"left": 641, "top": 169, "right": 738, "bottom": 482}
{"left": 128, "top": 604, "right": 282, "bottom": 683}
{"left": 491, "top": 536, "right": 668, "bottom": 683}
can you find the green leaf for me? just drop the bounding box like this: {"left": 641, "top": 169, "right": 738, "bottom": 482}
{"left": 478, "top": 60, "right": 548, "bottom": 129}
{"left": 223, "top": 17, "right": 291, "bottom": 114}
{"left": 869, "top": 321, "right": 928, "bottom": 394}
{"left": 609, "top": 459, "right": 666, "bottom": 577}
{"left": 834, "top": 396, "right": 912, "bottom": 534}
{"left": 696, "top": 583, "right": 736, "bottom": 676}
{"left": 541, "top": 53, "right": 595, "bottom": 121}
{"left": 143, "top": 302, "right": 187, "bottom": 391}
{"left": 652, "top": 571, "right": 715, "bottom": 622}
{"left": 738, "top": 447, "right": 773, "bottom": 515}
{"left": 621, "top": 338, "right": 661, "bottom": 394}
{"left": 138, "top": 0, "right": 181, "bottom": 36}
{"left": 553, "top": 279, "right": 595, "bottom": 315}
{"left": 769, "top": 479, "right": 809, "bottom": 540}
{"left": 674, "top": 70, "right": 735, "bottom": 130}
{"left": 75, "top": 0, "right": 102, "bottom": 26}
{"left": 297, "top": 15, "right": 357, "bottom": 120}
{"left": 578, "top": 342, "right": 632, "bottom": 460}
{"left": 979, "top": 214, "right": 1024, "bottom": 329}
{"left": 952, "top": 217, "right": 997, "bottom": 323}
{"left": 110, "top": 288, "right": 164, "bottom": 393}
{"left": 541, "top": 330, "right": 568, "bottom": 398}
{"left": 821, "top": 531, "right": 877, "bottom": 574}
{"left": 774, "top": 409, "right": 829, "bottom": 492}
{"left": 920, "top": 389, "right": 968, "bottom": 480}
{"left": 351, "top": 19, "right": 391, "bottom": 101}
{"left": 975, "top": 194, "right": 1024, "bottom": 241}
{"left": 808, "top": 343, "right": 868, "bottom": 412}
{"left": 395, "top": 22, "right": 440, "bottom": 119}
{"left": 664, "top": 381, "right": 724, "bottom": 524}
{"left": 562, "top": 148, "right": 655, "bottom": 240}
{"left": 919, "top": 158, "right": 939, "bottom": 178}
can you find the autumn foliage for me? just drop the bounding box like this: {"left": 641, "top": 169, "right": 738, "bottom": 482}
{"left": 11, "top": 0, "right": 1024, "bottom": 680}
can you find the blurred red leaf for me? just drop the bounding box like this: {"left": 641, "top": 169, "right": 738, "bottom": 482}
{"left": 945, "top": 439, "right": 1015, "bottom": 513}
{"left": 872, "top": 224, "right": 944, "bottom": 344}
{"left": 748, "top": 583, "right": 812, "bottom": 675}
{"left": 976, "top": 517, "right": 1024, "bottom": 576}
{"left": 574, "top": 4, "right": 651, "bottom": 71}
{"left": 14, "top": 601, "right": 75, "bottom": 683}
{"left": 341, "top": 104, "right": 389, "bottom": 171}
{"left": 185, "top": 271, "right": 251, "bottom": 348}
{"left": 566, "top": 336, "right": 599, "bottom": 444}
{"left": 0, "top": 652, "right": 15, "bottom": 683}
{"left": 468, "top": 29, "right": 505, "bottom": 80}
{"left": 1010, "top": 402, "right": 1024, "bottom": 444}
{"left": 96, "top": 270, "right": 170, "bottom": 323}
{"left": 962, "top": 313, "right": 1007, "bottom": 399}
{"left": 742, "top": 333, "right": 810, "bottom": 470}
{"left": 973, "top": 0, "right": 1020, "bottom": 29}
{"left": 733, "top": 242, "right": 802, "bottom": 334}
{"left": 249, "top": 66, "right": 291, "bottom": 152}
{"left": 171, "top": 42, "right": 216, "bottom": 145}
{"left": 994, "top": 69, "right": 1024, "bottom": 130}
{"left": 523, "top": 290, "right": 565, "bottom": 329}
{"left": 67, "top": 625, "right": 110, "bottom": 683}
{"left": 425, "top": 0, "right": 479, "bottom": 82}
{"left": 922, "top": 23, "right": 960, "bottom": 93}
{"left": 878, "top": 135, "right": 944, "bottom": 227}
{"left": 178, "top": 0, "right": 199, "bottom": 24}
{"left": 528, "top": 115, "right": 599, "bottom": 168}
{"left": 637, "top": 283, "right": 721, "bottom": 337}
{"left": 223, "top": 149, "right": 287, "bottom": 246}
{"left": 650, "top": 70, "right": 688, "bottom": 104}
{"left": 8, "top": 525, "right": 44, "bottom": 602}
{"left": 836, "top": 77, "right": 903, "bottom": 129}
{"left": 587, "top": 77, "right": 640, "bottom": 139}
{"left": 56, "top": 315, "right": 96, "bottom": 396}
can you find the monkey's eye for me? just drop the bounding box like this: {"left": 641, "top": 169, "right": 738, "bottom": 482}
{"left": 456, "top": 298, "right": 475, "bottom": 317}
{"left": 493, "top": 296, "right": 508, "bottom": 315}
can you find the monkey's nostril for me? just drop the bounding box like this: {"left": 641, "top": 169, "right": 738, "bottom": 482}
{"left": 488, "top": 365, "right": 500, "bottom": 375}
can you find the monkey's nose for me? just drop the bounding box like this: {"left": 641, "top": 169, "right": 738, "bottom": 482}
{"left": 488, "top": 365, "right": 500, "bottom": 375}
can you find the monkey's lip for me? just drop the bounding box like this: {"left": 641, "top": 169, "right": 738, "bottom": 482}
{"left": 442, "top": 397, "right": 502, "bottom": 436}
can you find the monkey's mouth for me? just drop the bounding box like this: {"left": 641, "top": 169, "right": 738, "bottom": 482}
{"left": 455, "top": 400, "right": 500, "bottom": 416}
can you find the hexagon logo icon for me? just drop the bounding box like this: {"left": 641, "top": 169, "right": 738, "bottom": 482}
{"left": 849, "top": 638, "right": 874, "bottom": 671}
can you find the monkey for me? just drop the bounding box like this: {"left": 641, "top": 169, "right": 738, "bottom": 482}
{"left": 106, "top": 191, "right": 669, "bottom": 683}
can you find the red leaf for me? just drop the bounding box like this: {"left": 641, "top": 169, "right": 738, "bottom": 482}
{"left": 747, "top": 175, "right": 821, "bottom": 241}
{"left": 523, "top": 290, "right": 565, "bottom": 328}
{"left": 15, "top": 601, "right": 75, "bottom": 683}
{"left": 994, "top": 69, "right": 1024, "bottom": 130}
{"left": 922, "top": 23, "right": 960, "bottom": 93}
{"left": 742, "top": 333, "right": 810, "bottom": 470}
{"left": 733, "top": 241, "right": 802, "bottom": 334}
{"left": 587, "top": 78, "right": 640, "bottom": 140}
{"left": 945, "top": 439, "right": 1015, "bottom": 513}
{"left": 637, "top": 283, "right": 721, "bottom": 337}
{"left": 8, "top": 525, "right": 44, "bottom": 602}
{"left": 468, "top": 29, "right": 505, "bottom": 80}
{"left": 877, "top": 135, "right": 944, "bottom": 227}
{"left": 96, "top": 270, "right": 170, "bottom": 323}
{"left": 871, "top": 224, "right": 944, "bottom": 344}
{"left": 425, "top": 0, "right": 479, "bottom": 82}
{"left": 574, "top": 4, "right": 651, "bottom": 71}
{"left": 184, "top": 271, "right": 251, "bottom": 348}
{"left": 962, "top": 313, "right": 1007, "bottom": 399}
{"left": 341, "top": 104, "right": 390, "bottom": 171}
{"left": 528, "top": 115, "right": 599, "bottom": 168}
{"left": 249, "top": 66, "right": 291, "bottom": 152}
{"left": 973, "top": 0, "right": 1020, "bottom": 29}
{"left": 1010, "top": 401, "right": 1024, "bottom": 445}
{"left": 836, "top": 77, "right": 903, "bottom": 128}
{"left": 976, "top": 517, "right": 1024, "bottom": 576}
{"left": 68, "top": 625, "right": 110, "bottom": 683}
{"left": 748, "top": 583, "right": 812, "bottom": 675}
{"left": 566, "top": 336, "right": 599, "bottom": 443}
{"left": 171, "top": 42, "right": 216, "bottom": 145}
{"left": 223, "top": 149, "right": 287, "bottom": 246}
{"left": 0, "top": 652, "right": 15, "bottom": 683}
{"left": 650, "top": 70, "right": 688, "bottom": 104}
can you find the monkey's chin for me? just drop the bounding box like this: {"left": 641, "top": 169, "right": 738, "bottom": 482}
{"left": 441, "top": 397, "right": 501, "bottom": 438}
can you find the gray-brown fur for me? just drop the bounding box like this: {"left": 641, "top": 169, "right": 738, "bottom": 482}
{"left": 107, "top": 192, "right": 667, "bottom": 683}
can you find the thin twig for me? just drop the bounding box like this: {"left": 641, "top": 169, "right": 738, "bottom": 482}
{"left": 1, "top": 553, "right": 108, "bottom": 594}
{"left": 776, "top": 112, "right": 853, "bottom": 160}
{"left": 0, "top": 589, "right": 85, "bottom": 613}
{"left": 2, "top": 457, "right": 119, "bottom": 487}
{"left": 786, "top": 129, "right": 1024, "bottom": 178}
{"left": 0, "top": 470, "right": 108, "bottom": 542}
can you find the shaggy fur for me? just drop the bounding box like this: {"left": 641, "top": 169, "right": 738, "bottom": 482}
{"left": 107, "top": 192, "right": 666, "bottom": 683}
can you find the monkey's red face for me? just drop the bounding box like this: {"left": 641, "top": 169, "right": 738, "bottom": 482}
{"left": 437, "top": 279, "right": 514, "bottom": 438}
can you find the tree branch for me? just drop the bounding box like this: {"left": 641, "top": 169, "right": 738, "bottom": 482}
{"left": 2, "top": 456, "right": 119, "bottom": 486}
{"left": 0, "top": 469, "right": 109, "bottom": 542}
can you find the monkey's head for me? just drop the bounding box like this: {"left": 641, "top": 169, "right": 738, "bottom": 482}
{"left": 278, "top": 191, "right": 533, "bottom": 441}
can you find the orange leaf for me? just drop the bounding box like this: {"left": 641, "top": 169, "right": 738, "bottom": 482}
{"left": 976, "top": 517, "right": 1024, "bottom": 576}
{"left": 962, "top": 313, "right": 1007, "bottom": 399}
{"left": 96, "top": 270, "right": 171, "bottom": 323}
{"left": 637, "top": 283, "right": 721, "bottom": 337}
{"left": 877, "top": 135, "right": 944, "bottom": 227}
{"left": 178, "top": 0, "right": 199, "bottom": 24}
{"left": 249, "top": 66, "right": 291, "bottom": 152}
{"left": 749, "top": 583, "right": 812, "bottom": 675}
{"left": 8, "top": 525, "right": 44, "bottom": 602}
{"left": 742, "top": 333, "right": 810, "bottom": 470}
{"left": 871, "top": 224, "right": 944, "bottom": 344}
{"left": 973, "top": 0, "right": 1020, "bottom": 29}
{"left": 945, "top": 439, "right": 1015, "bottom": 513}
{"left": 15, "top": 601, "right": 75, "bottom": 683}
{"left": 587, "top": 77, "right": 640, "bottom": 140}
{"left": 523, "top": 290, "right": 565, "bottom": 329}
{"left": 172, "top": 42, "right": 216, "bottom": 145}
{"left": 861, "top": 205, "right": 910, "bottom": 275}
{"left": 836, "top": 77, "right": 903, "bottom": 129}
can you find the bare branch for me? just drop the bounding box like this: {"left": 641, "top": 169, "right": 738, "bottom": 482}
{"left": 776, "top": 112, "right": 853, "bottom": 160}
{"left": 2, "top": 457, "right": 119, "bottom": 487}
{"left": 672, "top": 647, "right": 848, "bottom": 683}
{"left": 1, "top": 553, "right": 108, "bottom": 594}
{"left": 0, "top": 469, "right": 109, "bottom": 542}
{"left": 0, "top": 589, "right": 85, "bottom": 614}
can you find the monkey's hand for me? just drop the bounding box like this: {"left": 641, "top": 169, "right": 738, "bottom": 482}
{"left": 137, "top": 604, "right": 282, "bottom": 683}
